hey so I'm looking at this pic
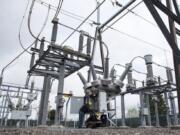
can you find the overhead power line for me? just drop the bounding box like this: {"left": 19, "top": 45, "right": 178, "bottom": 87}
{"left": 0, "top": 0, "right": 51, "bottom": 76}
{"left": 27, "top": 0, "right": 51, "bottom": 44}
{"left": 59, "top": 0, "right": 106, "bottom": 46}
{"left": 18, "top": 0, "right": 31, "bottom": 54}
{"left": 112, "top": 0, "right": 157, "bottom": 27}
{"left": 114, "top": 63, "right": 166, "bottom": 81}
{"left": 103, "top": 1, "right": 143, "bottom": 32}
{"left": 108, "top": 26, "right": 171, "bottom": 52}
{"left": 35, "top": 0, "right": 95, "bottom": 25}
{"left": 53, "top": 0, "right": 64, "bottom": 19}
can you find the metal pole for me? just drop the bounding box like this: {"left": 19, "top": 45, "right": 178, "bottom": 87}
{"left": 154, "top": 96, "right": 160, "bottom": 127}
{"left": 1, "top": 93, "right": 8, "bottom": 126}
{"left": 169, "top": 92, "right": 178, "bottom": 125}
{"left": 65, "top": 97, "right": 70, "bottom": 127}
{"left": 98, "top": 31, "right": 105, "bottom": 71}
{"left": 55, "top": 63, "right": 65, "bottom": 125}
{"left": 147, "top": 94, "right": 152, "bottom": 126}
{"left": 121, "top": 94, "right": 126, "bottom": 127}
{"left": 164, "top": 92, "right": 171, "bottom": 126}
{"left": 0, "top": 96, "right": 5, "bottom": 118}
{"left": 38, "top": 75, "right": 51, "bottom": 125}
{"left": 96, "top": 1, "right": 100, "bottom": 24}
{"left": 139, "top": 92, "right": 146, "bottom": 126}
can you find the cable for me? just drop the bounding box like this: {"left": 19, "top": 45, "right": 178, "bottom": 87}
{"left": 35, "top": 0, "right": 95, "bottom": 25}
{"left": 18, "top": 0, "right": 31, "bottom": 54}
{"left": 1, "top": 42, "right": 35, "bottom": 77}
{"left": 60, "top": 0, "right": 106, "bottom": 46}
{"left": 108, "top": 26, "right": 171, "bottom": 52}
{"left": 113, "top": 63, "right": 166, "bottom": 81}
{"left": 1, "top": 1, "right": 50, "bottom": 77}
{"left": 53, "top": 0, "right": 63, "bottom": 19}
{"left": 103, "top": 1, "right": 143, "bottom": 32}
{"left": 152, "top": 61, "right": 175, "bottom": 71}
{"left": 28, "top": 0, "right": 51, "bottom": 43}
{"left": 114, "top": 63, "right": 147, "bottom": 75}
{"left": 112, "top": 0, "right": 157, "bottom": 27}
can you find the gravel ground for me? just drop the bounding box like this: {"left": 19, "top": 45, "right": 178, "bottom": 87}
{"left": 0, "top": 127, "right": 180, "bottom": 135}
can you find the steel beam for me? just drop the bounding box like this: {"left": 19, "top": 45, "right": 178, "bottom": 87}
{"left": 166, "top": 0, "right": 180, "bottom": 117}
{"left": 150, "top": 0, "right": 180, "bottom": 24}
{"left": 143, "top": 0, "right": 180, "bottom": 115}
{"left": 55, "top": 63, "right": 65, "bottom": 125}
{"left": 143, "top": 0, "right": 180, "bottom": 54}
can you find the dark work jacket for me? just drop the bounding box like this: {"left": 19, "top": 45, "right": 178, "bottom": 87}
{"left": 80, "top": 104, "right": 92, "bottom": 113}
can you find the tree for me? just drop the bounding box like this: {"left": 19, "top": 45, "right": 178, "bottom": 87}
{"left": 149, "top": 94, "right": 167, "bottom": 116}
{"left": 126, "top": 107, "right": 139, "bottom": 118}
{"left": 48, "top": 109, "right": 55, "bottom": 121}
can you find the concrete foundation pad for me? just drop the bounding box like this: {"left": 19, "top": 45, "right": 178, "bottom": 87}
{"left": 118, "top": 126, "right": 129, "bottom": 129}
{"left": 37, "top": 125, "right": 48, "bottom": 128}
{"left": 50, "top": 125, "right": 64, "bottom": 128}
{"left": 171, "top": 125, "right": 180, "bottom": 130}
{"left": 139, "top": 126, "right": 154, "bottom": 128}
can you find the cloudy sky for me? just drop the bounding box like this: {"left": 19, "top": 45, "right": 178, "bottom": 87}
{"left": 0, "top": 0, "right": 180, "bottom": 120}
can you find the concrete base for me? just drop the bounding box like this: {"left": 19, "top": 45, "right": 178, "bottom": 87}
{"left": 37, "top": 125, "right": 48, "bottom": 128}
{"left": 139, "top": 126, "right": 153, "bottom": 128}
{"left": 50, "top": 125, "right": 64, "bottom": 128}
{"left": 118, "top": 126, "right": 129, "bottom": 129}
{"left": 171, "top": 125, "right": 180, "bottom": 130}
{"left": 155, "top": 126, "right": 161, "bottom": 128}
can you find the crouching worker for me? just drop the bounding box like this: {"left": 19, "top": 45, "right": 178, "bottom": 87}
{"left": 78, "top": 99, "right": 93, "bottom": 128}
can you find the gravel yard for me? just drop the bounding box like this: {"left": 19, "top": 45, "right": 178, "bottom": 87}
{"left": 0, "top": 127, "right": 180, "bottom": 135}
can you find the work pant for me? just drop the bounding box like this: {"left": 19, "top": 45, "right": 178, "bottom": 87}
{"left": 78, "top": 111, "right": 85, "bottom": 128}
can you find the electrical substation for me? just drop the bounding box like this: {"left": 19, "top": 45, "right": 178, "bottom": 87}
{"left": 0, "top": 0, "right": 180, "bottom": 134}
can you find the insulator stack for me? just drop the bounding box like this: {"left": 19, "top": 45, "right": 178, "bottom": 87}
{"left": 39, "top": 37, "right": 45, "bottom": 57}
{"left": 144, "top": 54, "right": 153, "bottom": 78}
{"left": 86, "top": 36, "right": 91, "bottom": 55}
{"left": 120, "top": 63, "right": 132, "bottom": 81}
{"left": 30, "top": 81, "right": 35, "bottom": 93}
{"left": 104, "top": 57, "right": 109, "bottom": 79}
{"left": 30, "top": 53, "right": 35, "bottom": 69}
{"left": 77, "top": 72, "right": 87, "bottom": 85}
{"left": 90, "top": 64, "right": 97, "bottom": 80}
{"left": 126, "top": 63, "right": 133, "bottom": 85}
{"left": 166, "top": 67, "right": 173, "bottom": 83}
{"left": 78, "top": 31, "right": 84, "bottom": 53}
{"left": 51, "top": 18, "right": 59, "bottom": 44}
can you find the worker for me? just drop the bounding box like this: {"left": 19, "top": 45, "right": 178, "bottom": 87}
{"left": 78, "top": 97, "right": 93, "bottom": 128}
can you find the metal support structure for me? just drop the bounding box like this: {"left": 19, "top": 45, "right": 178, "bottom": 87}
{"left": 55, "top": 63, "right": 65, "bottom": 125}
{"left": 166, "top": 0, "right": 180, "bottom": 119}
{"left": 0, "top": 96, "right": 5, "bottom": 118}
{"left": 99, "top": 0, "right": 136, "bottom": 30}
{"left": 38, "top": 75, "right": 51, "bottom": 125}
{"left": 164, "top": 91, "right": 171, "bottom": 127}
{"left": 139, "top": 92, "right": 146, "bottom": 126}
{"left": 1, "top": 92, "right": 8, "bottom": 126}
{"left": 146, "top": 94, "right": 152, "bottom": 126}
{"left": 98, "top": 31, "right": 105, "bottom": 71}
{"left": 121, "top": 94, "right": 126, "bottom": 127}
{"left": 143, "top": 0, "right": 180, "bottom": 115}
{"left": 169, "top": 92, "right": 178, "bottom": 125}
{"left": 154, "top": 96, "right": 160, "bottom": 127}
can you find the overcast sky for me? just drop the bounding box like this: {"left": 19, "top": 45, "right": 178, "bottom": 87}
{"left": 0, "top": 0, "right": 180, "bottom": 120}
